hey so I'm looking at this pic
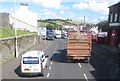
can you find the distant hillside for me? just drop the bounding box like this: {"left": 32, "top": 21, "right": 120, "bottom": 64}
{"left": 38, "top": 19, "right": 82, "bottom": 26}
{"left": 37, "top": 19, "right": 96, "bottom": 29}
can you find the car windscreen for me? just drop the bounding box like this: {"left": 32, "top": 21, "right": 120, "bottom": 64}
{"left": 23, "top": 57, "right": 39, "bottom": 64}
{"left": 47, "top": 32, "right": 54, "bottom": 35}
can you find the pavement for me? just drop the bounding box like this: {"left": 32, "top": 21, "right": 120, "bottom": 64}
{"left": 92, "top": 42, "right": 120, "bottom": 80}
{"left": 95, "top": 44, "right": 119, "bottom": 65}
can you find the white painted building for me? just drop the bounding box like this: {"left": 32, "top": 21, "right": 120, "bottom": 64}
{"left": 9, "top": 3, "right": 37, "bottom": 32}
{"left": 90, "top": 26, "right": 98, "bottom": 34}
{"left": 62, "top": 24, "right": 76, "bottom": 29}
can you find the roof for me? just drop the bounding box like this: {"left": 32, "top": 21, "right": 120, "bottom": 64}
{"left": 108, "top": 1, "right": 120, "bottom": 8}
{"left": 22, "top": 50, "right": 44, "bottom": 57}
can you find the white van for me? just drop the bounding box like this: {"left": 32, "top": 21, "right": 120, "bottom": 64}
{"left": 20, "top": 50, "right": 48, "bottom": 76}
{"left": 55, "top": 30, "right": 61, "bottom": 38}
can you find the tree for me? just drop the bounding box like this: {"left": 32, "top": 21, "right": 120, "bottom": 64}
{"left": 46, "top": 24, "right": 53, "bottom": 30}
{"left": 97, "top": 20, "right": 108, "bottom": 31}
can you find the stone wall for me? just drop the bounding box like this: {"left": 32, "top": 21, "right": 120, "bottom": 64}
{"left": 0, "top": 34, "right": 37, "bottom": 65}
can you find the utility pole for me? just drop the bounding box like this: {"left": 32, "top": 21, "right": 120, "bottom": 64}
{"left": 14, "top": 0, "right": 18, "bottom": 58}
{"left": 84, "top": 16, "right": 86, "bottom": 27}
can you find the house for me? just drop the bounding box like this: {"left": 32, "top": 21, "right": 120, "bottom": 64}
{"left": 90, "top": 26, "right": 98, "bottom": 34}
{"left": 0, "top": 13, "right": 10, "bottom": 27}
{"left": 9, "top": 3, "right": 37, "bottom": 32}
{"left": 62, "top": 23, "right": 76, "bottom": 30}
{"left": 107, "top": 2, "right": 120, "bottom": 47}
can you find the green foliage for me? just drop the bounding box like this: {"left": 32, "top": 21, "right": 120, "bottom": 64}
{"left": 97, "top": 20, "right": 108, "bottom": 31}
{"left": 46, "top": 24, "right": 53, "bottom": 30}
{"left": 38, "top": 19, "right": 96, "bottom": 30}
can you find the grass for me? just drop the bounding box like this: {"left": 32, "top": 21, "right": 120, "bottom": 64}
{"left": 38, "top": 22, "right": 49, "bottom": 26}
{"left": 38, "top": 19, "right": 83, "bottom": 27}
{"left": 0, "top": 27, "right": 33, "bottom": 39}
{"left": 37, "top": 19, "right": 70, "bottom": 27}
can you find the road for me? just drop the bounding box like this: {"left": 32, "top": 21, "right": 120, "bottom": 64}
{"left": 2, "top": 39, "right": 115, "bottom": 80}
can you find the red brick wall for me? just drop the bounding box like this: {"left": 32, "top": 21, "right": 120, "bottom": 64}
{"left": 109, "top": 30, "right": 115, "bottom": 46}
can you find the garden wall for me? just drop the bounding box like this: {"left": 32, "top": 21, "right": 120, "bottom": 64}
{"left": 0, "top": 34, "right": 37, "bottom": 65}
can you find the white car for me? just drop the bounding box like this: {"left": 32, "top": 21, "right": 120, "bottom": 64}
{"left": 20, "top": 50, "right": 48, "bottom": 76}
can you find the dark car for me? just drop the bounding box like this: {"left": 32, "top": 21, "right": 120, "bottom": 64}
{"left": 61, "top": 33, "right": 67, "bottom": 39}
{"left": 46, "top": 30, "right": 54, "bottom": 40}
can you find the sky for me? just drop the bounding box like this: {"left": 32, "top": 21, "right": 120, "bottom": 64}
{"left": 0, "top": 0, "right": 120, "bottom": 24}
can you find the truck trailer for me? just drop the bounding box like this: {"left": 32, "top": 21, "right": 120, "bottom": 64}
{"left": 66, "top": 30, "right": 92, "bottom": 62}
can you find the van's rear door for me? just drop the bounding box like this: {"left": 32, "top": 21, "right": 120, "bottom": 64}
{"left": 21, "top": 57, "right": 42, "bottom": 73}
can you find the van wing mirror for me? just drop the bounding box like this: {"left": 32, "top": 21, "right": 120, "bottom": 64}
{"left": 45, "top": 55, "right": 49, "bottom": 58}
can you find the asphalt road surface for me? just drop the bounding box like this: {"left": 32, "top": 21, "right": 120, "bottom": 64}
{"left": 2, "top": 39, "right": 116, "bottom": 80}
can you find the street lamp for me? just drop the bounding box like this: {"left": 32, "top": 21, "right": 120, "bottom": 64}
{"left": 14, "top": 0, "right": 18, "bottom": 58}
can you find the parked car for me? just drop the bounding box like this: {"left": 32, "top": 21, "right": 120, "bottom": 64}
{"left": 61, "top": 32, "right": 67, "bottom": 39}
{"left": 20, "top": 50, "right": 48, "bottom": 76}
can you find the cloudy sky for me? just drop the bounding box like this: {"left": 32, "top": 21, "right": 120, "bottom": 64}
{"left": 0, "top": 0, "right": 120, "bottom": 24}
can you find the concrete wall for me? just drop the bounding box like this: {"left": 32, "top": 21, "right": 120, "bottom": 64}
{"left": 0, "top": 34, "right": 37, "bottom": 65}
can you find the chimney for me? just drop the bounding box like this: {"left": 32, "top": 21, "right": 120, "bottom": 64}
{"left": 20, "top": 3, "right": 28, "bottom": 10}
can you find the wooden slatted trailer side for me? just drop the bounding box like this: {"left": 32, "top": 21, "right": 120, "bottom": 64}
{"left": 66, "top": 31, "right": 92, "bottom": 62}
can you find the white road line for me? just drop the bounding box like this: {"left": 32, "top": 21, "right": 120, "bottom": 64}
{"left": 78, "top": 63, "right": 82, "bottom": 68}
{"left": 83, "top": 73, "right": 88, "bottom": 81}
{"left": 55, "top": 42, "right": 57, "bottom": 51}
{"left": 51, "top": 62, "right": 53, "bottom": 65}
{"left": 45, "top": 42, "right": 51, "bottom": 49}
{"left": 49, "top": 66, "right": 51, "bottom": 70}
{"left": 55, "top": 47, "right": 57, "bottom": 50}
{"left": 46, "top": 73, "right": 50, "bottom": 77}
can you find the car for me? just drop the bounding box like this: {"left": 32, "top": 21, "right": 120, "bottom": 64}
{"left": 61, "top": 33, "right": 67, "bottom": 39}
{"left": 20, "top": 50, "right": 48, "bottom": 76}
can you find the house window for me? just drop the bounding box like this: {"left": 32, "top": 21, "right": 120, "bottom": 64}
{"left": 110, "top": 14, "right": 113, "bottom": 22}
{"left": 114, "top": 14, "right": 118, "bottom": 22}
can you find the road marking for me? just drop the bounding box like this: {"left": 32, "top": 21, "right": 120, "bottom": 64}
{"left": 45, "top": 42, "right": 52, "bottom": 50}
{"left": 55, "top": 42, "right": 58, "bottom": 52}
{"left": 51, "top": 62, "right": 53, "bottom": 65}
{"left": 47, "top": 73, "right": 50, "bottom": 77}
{"left": 83, "top": 73, "right": 88, "bottom": 81}
{"left": 78, "top": 63, "right": 82, "bottom": 68}
{"left": 49, "top": 66, "right": 51, "bottom": 70}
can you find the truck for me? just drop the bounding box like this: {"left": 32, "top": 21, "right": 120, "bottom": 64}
{"left": 66, "top": 30, "right": 92, "bottom": 62}
{"left": 46, "top": 30, "right": 54, "bottom": 40}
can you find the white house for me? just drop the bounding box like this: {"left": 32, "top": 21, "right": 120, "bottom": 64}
{"left": 9, "top": 3, "right": 37, "bottom": 32}
{"left": 62, "top": 24, "right": 76, "bottom": 29}
{"left": 90, "top": 26, "right": 98, "bottom": 34}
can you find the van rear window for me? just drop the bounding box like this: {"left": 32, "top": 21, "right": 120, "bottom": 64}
{"left": 23, "top": 57, "right": 39, "bottom": 64}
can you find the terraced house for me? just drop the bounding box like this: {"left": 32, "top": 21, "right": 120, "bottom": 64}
{"left": 108, "top": 2, "right": 120, "bottom": 47}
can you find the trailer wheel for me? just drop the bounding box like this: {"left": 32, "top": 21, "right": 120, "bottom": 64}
{"left": 86, "top": 57, "right": 90, "bottom": 63}
{"left": 87, "top": 57, "right": 90, "bottom": 63}
{"left": 84, "top": 57, "right": 90, "bottom": 63}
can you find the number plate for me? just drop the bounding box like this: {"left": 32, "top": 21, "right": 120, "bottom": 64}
{"left": 24, "top": 69, "right": 31, "bottom": 71}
